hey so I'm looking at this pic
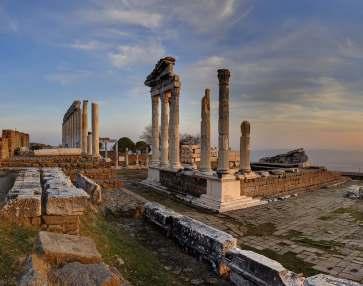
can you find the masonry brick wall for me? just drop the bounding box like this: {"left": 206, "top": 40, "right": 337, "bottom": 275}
{"left": 241, "top": 169, "right": 345, "bottom": 198}
{"left": 1, "top": 129, "right": 29, "bottom": 158}
{"left": 160, "top": 170, "right": 207, "bottom": 197}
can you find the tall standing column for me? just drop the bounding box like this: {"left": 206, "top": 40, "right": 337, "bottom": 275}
{"left": 77, "top": 108, "right": 82, "bottom": 148}
{"left": 217, "top": 69, "right": 231, "bottom": 175}
{"left": 151, "top": 95, "right": 160, "bottom": 166}
{"left": 92, "top": 102, "right": 100, "bottom": 157}
{"left": 240, "top": 121, "right": 251, "bottom": 173}
{"left": 87, "top": 132, "right": 92, "bottom": 155}
{"left": 169, "top": 81, "right": 181, "bottom": 170}
{"left": 70, "top": 114, "right": 74, "bottom": 147}
{"left": 125, "top": 147, "right": 129, "bottom": 167}
{"left": 160, "top": 91, "right": 170, "bottom": 168}
{"left": 200, "top": 89, "right": 212, "bottom": 173}
{"left": 62, "top": 123, "right": 65, "bottom": 147}
{"left": 115, "top": 140, "right": 119, "bottom": 168}
{"left": 81, "top": 100, "right": 88, "bottom": 153}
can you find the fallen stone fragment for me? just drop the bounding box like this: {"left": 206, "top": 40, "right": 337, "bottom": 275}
{"left": 224, "top": 248, "right": 305, "bottom": 286}
{"left": 37, "top": 231, "right": 102, "bottom": 265}
{"left": 49, "top": 262, "right": 125, "bottom": 286}
{"left": 75, "top": 173, "right": 102, "bottom": 204}
{"left": 304, "top": 274, "right": 362, "bottom": 286}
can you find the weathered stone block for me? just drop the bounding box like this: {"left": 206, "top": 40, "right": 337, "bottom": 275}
{"left": 304, "top": 274, "right": 362, "bottom": 286}
{"left": 75, "top": 173, "right": 102, "bottom": 204}
{"left": 49, "top": 262, "right": 124, "bottom": 286}
{"left": 224, "top": 248, "right": 305, "bottom": 286}
{"left": 37, "top": 231, "right": 102, "bottom": 265}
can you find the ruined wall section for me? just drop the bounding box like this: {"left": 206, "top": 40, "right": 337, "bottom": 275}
{"left": 241, "top": 169, "right": 345, "bottom": 198}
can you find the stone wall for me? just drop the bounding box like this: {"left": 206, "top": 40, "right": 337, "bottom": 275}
{"left": 160, "top": 169, "right": 207, "bottom": 197}
{"left": 1, "top": 129, "right": 29, "bottom": 157}
{"left": 0, "top": 137, "right": 9, "bottom": 160}
{"left": 241, "top": 169, "right": 345, "bottom": 198}
{"left": 66, "top": 168, "right": 122, "bottom": 189}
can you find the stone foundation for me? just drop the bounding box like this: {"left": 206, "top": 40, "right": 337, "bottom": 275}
{"left": 0, "top": 168, "right": 42, "bottom": 225}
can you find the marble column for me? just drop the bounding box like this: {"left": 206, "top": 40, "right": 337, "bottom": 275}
{"left": 115, "top": 141, "right": 119, "bottom": 168}
{"left": 200, "top": 89, "right": 212, "bottom": 173}
{"left": 92, "top": 102, "right": 100, "bottom": 157}
{"left": 151, "top": 95, "right": 160, "bottom": 166}
{"left": 105, "top": 141, "right": 108, "bottom": 159}
{"left": 62, "top": 123, "right": 65, "bottom": 147}
{"left": 136, "top": 151, "right": 140, "bottom": 167}
{"left": 217, "top": 69, "right": 231, "bottom": 175}
{"left": 125, "top": 147, "right": 129, "bottom": 167}
{"left": 240, "top": 121, "right": 251, "bottom": 173}
{"left": 169, "top": 81, "right": 181, "bottom": 170}
{"left": 87, "top": 132, "right": 92, "bottom": 155}
{"left": 160, "top": 91, "right": 170, "bottom": 168}
{"left": 70, "top": 113, "right": 74, "bottom": 147}
{"left": 77, "top": 108, "right": 82, "bottom": 148}
{"left": 81, "top": 100, "right": 88, "bottom": 153}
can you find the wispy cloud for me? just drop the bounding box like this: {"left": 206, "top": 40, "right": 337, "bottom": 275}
{"left": 109, "top": 40, "right": 165, "bottom": 68}
{"left": 45, "top": 69, "right": 92, "bottom": 85}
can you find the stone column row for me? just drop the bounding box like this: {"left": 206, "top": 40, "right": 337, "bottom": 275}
{"left": 151, "top": 81, "right": 181, "bottom": 170}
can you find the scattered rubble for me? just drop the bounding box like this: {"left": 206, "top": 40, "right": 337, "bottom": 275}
{"left": 259, "top": 148, "right": 309, "bottom": 165}
{"left": 344, "top": 185, "right": 363, "bottom": 200}
{"left": 75, "top": 172, "right": 102, "bottom": 204}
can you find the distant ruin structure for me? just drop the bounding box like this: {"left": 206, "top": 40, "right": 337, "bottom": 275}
{"left": 0, "top": 129, "right": 29, "bottom": 160}
{"left": 61, "top": 100, "right": 100, "bottom": 157}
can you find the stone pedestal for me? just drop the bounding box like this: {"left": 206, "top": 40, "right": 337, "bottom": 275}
{"left": 240, "top": 121, "right": 251, "bottom": 173}
{"left": 217, "top": 69, "right": 231, "bottom": 175}
{"left": 91, "top": 103, "right": 99, "bottom": 157}
{"left": 200, "top": 89, "right": 212, "bottom": 174}
{"left": 160, "top": 92, "right": 170, "bottom": 168}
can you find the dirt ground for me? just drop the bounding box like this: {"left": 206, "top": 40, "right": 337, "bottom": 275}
{"left": 117, "top": 168, "right": 363, "bottom": 283}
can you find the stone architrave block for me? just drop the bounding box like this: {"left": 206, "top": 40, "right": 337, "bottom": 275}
{"left": 224, "top": 248, "right": 305, "bottom": 286}
{"left": 172, "top": 216, "right": 237, "bottom": 269}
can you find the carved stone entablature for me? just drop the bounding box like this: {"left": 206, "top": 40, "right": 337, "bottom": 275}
{"left": 63, "top": 100, "right": 81, "bottom": 124}
{"left": 145, "top": 56, "right": 176, "bottom": 88}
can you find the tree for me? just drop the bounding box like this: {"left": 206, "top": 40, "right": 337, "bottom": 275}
{"left": 135, "top": 141, "right": 150, "bottom": 153}
{"left": 180, "top": 133, "right": 200, "bottom": 145}
{"left": 139, "top": 125, "right": 153, "bottom": 145}
{"left": 116, "top": 137, "right": 135, "bottom": 153}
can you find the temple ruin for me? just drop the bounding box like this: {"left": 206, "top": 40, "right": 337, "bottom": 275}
{"left": 143, "top": 57, "right": 347, "bottom": 212}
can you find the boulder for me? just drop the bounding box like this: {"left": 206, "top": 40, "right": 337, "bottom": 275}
{"left": 49, "top": 262, "right": 125, "bottom": 286}
{"left": 37, "top": 231, "right": 102, "bottom": 265}
{"left": 304, "top": 274, "right": 362, "bottom": 286}
{"left": 259, "top": 149, "right": 308, "bottom": 165}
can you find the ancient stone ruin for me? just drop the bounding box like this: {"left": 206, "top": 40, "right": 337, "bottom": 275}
{"left": 142, "top": 57, "right": 347, "bottom": 212}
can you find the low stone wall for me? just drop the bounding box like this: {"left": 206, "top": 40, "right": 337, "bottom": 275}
{"left": 34, "top": 148, "right": 81, "bottom": 156}
{"left": 241, "top": 169, "right": 345, "bottom": 198}
{"left": 159, "top": 169, "right": 207, "bottom": 197}
{"left": 144, "top": 202, "right": 362, "bottom": 286}
{"left": 75, "top": 173, "right": 101, "bottom": 204}
{"left": 0, "top": 168, "right": 42, "bottom": 225}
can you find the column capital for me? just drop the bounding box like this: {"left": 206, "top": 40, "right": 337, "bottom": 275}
{"left": 241, "top": 121, "right": 250, "bottom": 137}
{"left": 217, "top": 69, "right": 230, "bottom": 85}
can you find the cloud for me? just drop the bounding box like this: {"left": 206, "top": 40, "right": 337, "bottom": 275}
{"left": 45, "top": 70, "right": 92, "bottom": 85}
{"left": 79, "top": 9, "right": 162, "bottom": 29}
{"left": 109, "top": 41, "right": 165, "bottom": 68}
{"left": 68, "top": 40, "right": 107, "bottom": 51}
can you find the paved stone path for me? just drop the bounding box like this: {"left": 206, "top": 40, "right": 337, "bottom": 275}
{"left": 119, "top": 169, "right": 363, "bottom": 283}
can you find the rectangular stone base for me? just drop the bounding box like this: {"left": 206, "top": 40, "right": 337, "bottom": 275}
{"left": 145, "top": 166, "right": 160, "bottom": 184}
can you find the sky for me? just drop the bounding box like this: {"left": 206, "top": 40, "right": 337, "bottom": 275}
{"left": 0, "top": 0, "right": 363, "bottom": 151}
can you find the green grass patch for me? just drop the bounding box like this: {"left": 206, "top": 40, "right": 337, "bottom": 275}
{"left": 245, "top": 222, "right": 277, "bottom": 237}
{"left": 80, "top": 212, "right": 178, "bottom": 286}
{"left": 319, "top": 207, "right": 363, "bottom": 222}
{"left": 239, "top": 243, "right": 319, "bottom": 277}
{"left": 284, "top": 230, "right": 344, "bottom": 253}
{"left": 0, "top": 222, "right": 38, "bottom": 285}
